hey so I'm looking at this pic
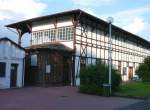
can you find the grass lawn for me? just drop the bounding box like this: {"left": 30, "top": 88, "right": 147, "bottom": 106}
{"left": 114, "top": 82, "right": 150, "bottom": 99}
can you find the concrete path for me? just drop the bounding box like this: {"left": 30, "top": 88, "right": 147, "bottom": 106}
{"left": 0, "top": 87, "right": 142, "bottom": 110}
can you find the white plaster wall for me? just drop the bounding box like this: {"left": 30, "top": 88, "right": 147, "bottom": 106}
{"left": 28, "top": 16, "right": 150, "bottom": 85}
{"left": 60, "top": 41, "right": 73, "bottom": 49}
{"left": 0, "top": 59, "right": 24, "bottom": 89}
{"left": 74, "top": 24, "right": 150, "bottom": 85}
{"left": 0, "top": 41, "right": 25, "bottom": 59}
{"left": 0, "top": 40, "right": 25, "bottom": 89}
{"left": 32, "top": 17, "right": 73, "bottom": 31}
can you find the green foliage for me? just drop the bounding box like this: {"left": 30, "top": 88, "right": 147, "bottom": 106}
{"left": 79, "top": 60, "right": 121, "bottom": 95}
{"left": 136, "top": 56, "right": 150, "bottom": 82}
{"left": 115, "top": 82, "right": 150, "bottom": 99}
{"left": 80, "top": 84, "right": 103, "bottom": 95}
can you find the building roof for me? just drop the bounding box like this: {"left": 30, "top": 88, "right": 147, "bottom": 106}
{"left": 25, "top": 42, "right": 73, "bottom": 52}
{"left": 5, "top": 9, "right": 150, "bottom": 47}
{"left": 0, "top": 37, "right": 25, "bottom": 51}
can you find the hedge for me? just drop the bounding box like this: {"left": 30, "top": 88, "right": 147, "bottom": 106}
{"left": 79, "top": 60, "right": 121, "bottom": 95}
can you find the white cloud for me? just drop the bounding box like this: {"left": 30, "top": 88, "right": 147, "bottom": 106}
{"left": 124, "top": 18, "right": 147, "bottom": 34}
{"left": 72, "top": 0, "right": 113, "bottom": 6}
{"left": 0, "top": 0, "right": 47, "bottom": 20}
{"left": 100, "top": 5, "right": 150, "bottom": 36}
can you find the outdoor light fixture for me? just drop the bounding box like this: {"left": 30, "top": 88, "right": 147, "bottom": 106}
{"left": 107, "top": 17, "right": 114, "bottom": 24}
{"left": 107, "top": 17, "right": 114, "bottom": 96}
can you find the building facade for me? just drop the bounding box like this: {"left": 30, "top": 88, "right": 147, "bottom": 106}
{"left": 0, "top": 38, "right": 25, "bottom": 89}
{"left": 6, "top": 9, "right": 150, "bottom": 86}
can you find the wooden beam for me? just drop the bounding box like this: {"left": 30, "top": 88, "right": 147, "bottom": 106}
{"left": 54, "top": 17, "right": 57, "bottom": 29}
{"left": 26, "top": 24, "right": 32, "bottom": 33}
{"left": 16, "top": 28, "right": 22, "bottom": 46}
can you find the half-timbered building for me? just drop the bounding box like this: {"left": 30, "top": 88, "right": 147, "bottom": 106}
{"left": 6, "top": 9, "right": 150, "bottom": 86}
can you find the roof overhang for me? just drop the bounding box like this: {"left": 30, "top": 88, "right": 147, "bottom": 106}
{"left": 6, "top": 9, "right": 150, "bottom": 47}
{"left": 0, "top": 37, "right": 25, "bottom": 51}
{"left": 25, "top": 42, "right": 73, "bottom": 52}
{"left": 6, "top": 9, "right": 81, "bottom": 35}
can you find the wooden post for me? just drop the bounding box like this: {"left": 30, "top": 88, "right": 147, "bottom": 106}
{"left": 16, "top": 28, "right": 22, "bottom": 46}
{"left": 26, "top": 24, "right": 32, "bottom": 45}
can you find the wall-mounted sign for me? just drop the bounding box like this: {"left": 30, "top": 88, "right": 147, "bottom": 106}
{"left": 46, "top": 64, "right": 51, "bottom": 73}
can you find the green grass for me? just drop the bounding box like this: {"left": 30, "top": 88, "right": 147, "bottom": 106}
{"left": 114, "top": 82, "right": 150, "bottom": 99}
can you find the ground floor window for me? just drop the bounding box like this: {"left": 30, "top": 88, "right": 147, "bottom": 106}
{"left": 31, "top": 55, "right": 37, "bottom": 66}
{"left": 0, "top": 62, "right": 6, "bottom": 77}
{"left": 118, "top": 61, "right": 121, "bottom": 72}
{"left": 80, "top": 57, "right": 86, "bottom": 68}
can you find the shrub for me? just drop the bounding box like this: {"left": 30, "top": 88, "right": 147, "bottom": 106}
{"left": 79, "top": 60, "right": 121, "bottom": 95}
{"left": 136, "top": 56, "right": 150, "bottom": 82}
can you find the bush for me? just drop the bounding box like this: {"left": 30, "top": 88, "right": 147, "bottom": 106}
{"left": 136, "top": 56, "right": 150, "bottom": 82}
{"left": 79, "top": 60, "right": 121, "bottom": 95}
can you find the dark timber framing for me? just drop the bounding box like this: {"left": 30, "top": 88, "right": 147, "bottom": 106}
{"left": 6, "top": 9, "right": 150, "bottom": 86}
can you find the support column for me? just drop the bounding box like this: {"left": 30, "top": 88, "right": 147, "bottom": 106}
{"left": 26, "top": 24, "right": 32, "bottom": 45}
{"left": 16, "top": 28, "right": 22, "bottom": 46}
{"left": 71, "top": 13, "right": 81, "bottom": 86}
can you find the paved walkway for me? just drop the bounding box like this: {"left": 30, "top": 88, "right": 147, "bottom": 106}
{"left": 0, "top": 87, "right": 142, "bottom": 110}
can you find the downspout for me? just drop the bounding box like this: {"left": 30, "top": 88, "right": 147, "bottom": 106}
{"left": 22, "top": 56, "right": 25, "bottom": 87}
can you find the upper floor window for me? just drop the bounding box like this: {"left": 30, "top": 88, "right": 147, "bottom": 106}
{"left": 58, "top": 27, "right": 74, "bottom": 40}
{"left": 31, "top": 26, "right": 73, "bottom": 45}
{"left": 31, "top": 31, "right": 43, "bottom": 44}
{"left": 66, "top": 27, "right": 74, "bottom": 40}
{"left": 58, "top": 28, "right": 66, "bottom": 40}
{"left": 44, "top": 29, "right": 56, "bottom": 42}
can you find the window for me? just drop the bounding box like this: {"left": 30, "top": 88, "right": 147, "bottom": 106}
{"left": 58, "top": 27, "right": 73, "bottom": 40}
{"left": 31, "top": 55, "right": 37, "bottom": 66}
{"left": 126, "top": 62, "right": 129, "bottom": 67}
{"left": 123, "top": 67, "right": 127, "bottom": 75}
{"left": 58, "top": 28, "right": 65, "bottom": 40}
{"left": 31, "top": 32, "right": 39, "bottom": 44}
{"left": 66, "top": 27, "right": 74, "bottom": 40}
{"left": 31, "top": 26, "right": 73, "bottom": 45}
{"left": 44, "top": 30, "right": 49, "bottom": 42}
{"left": 0, "top": 62, "right": 6, "bottom": 77}
{"left": 118, "top": 61, "right": 121, "bottom": 72}
{"left": 49, "top": 29, "right": 56, "bottom": 41}
{"left": 80, "top": 57, "right": 86, "bottom": 68}
{"left": 38, "top": 31, "right": 43, "bottom": 44}
{"left": 44, "top": 29, "right": 56, "bottom": 42}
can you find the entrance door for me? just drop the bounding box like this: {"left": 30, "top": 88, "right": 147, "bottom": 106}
{"left": 10, "top": 64, "right": 18, "bottom": 88}
{"left": 128, "top": 67, "right": 133, "bottom": 80}
{"left": 63, "top": 58, "right": 71, "bottom": 85}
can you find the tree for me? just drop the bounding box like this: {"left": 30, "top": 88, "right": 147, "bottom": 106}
{"left": 136, "top": 56, "right": 150, "bottom": 82}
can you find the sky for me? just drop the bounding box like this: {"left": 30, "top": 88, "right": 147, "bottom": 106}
{"left": 0, "top": 0, "right": 150, "bottom": 47}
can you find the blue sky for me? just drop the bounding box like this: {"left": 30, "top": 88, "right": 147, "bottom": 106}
{"left": 0, "top": 0, "right": 150, "bottom": 47}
